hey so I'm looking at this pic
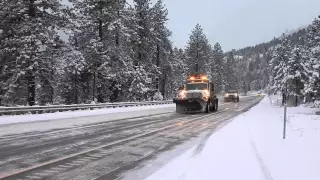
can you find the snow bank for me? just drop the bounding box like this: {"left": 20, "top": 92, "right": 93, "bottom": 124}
{"left": 303, "top": 100, "right": 320, "bottom": 108}
{"left": 145, "top": 97, "right": 320, "bottom": 180}
{"left": 0, "top": 104, "right": 175, "bottom": 126}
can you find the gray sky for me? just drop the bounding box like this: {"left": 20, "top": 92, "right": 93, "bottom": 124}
{"left": 65, "top": 0, "right": 320, "bottom": 51}
{"left": 149, "top": 0, "right": 320, "bottom": 51}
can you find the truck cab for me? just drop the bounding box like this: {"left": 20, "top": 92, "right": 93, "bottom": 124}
{"left": 173, "top": 74, "right": 218, "bottom": 113}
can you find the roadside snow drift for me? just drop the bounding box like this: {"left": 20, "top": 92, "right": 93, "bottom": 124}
{"left": 145, "top": 97, "right": 320, "bottom": 180}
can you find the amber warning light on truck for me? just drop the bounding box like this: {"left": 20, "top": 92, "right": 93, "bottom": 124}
{"left": 189, "top": 75, "right": 208, "bottom": 80}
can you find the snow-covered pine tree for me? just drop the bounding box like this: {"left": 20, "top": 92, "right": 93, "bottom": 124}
{"left": 234, "top": 54, "right": 248, "bottom": 94}
{"left": 57, "top": 38, "right": 86, "bottom": 104}
{"left": 132, "top": 0, "right": 153, "bottom": 63}
{"left": 212, "top": 42, "right": 226, "bottom": 93}
{"left": 268, "top": 34, "right": 292, "bottom": 95}
{"left": 165, "top": 48, "right": 187, "bottom": 98}
{"left": 102, "top": 0, "right": 142, "bottom": 102}
{"left": 0, "top": 0, "right": 70, "bottom": 106}
{"left": 149, "top": 0, "right": 172, "bottom": 97}
{"left": 185, "top": 24, "right": 212, "bottom": 74}
{"left": 71, "top": 0, "right": 139, "bottom": 102}
{"left": 304, "top": 17, "right": 320, "bottom": 99}
{"left": 128, "top": 0, "right": 157, "bottom": 100}
{"left": 286, "top": 45, "right": 309, "bottom": 105}
{"left": 36, "top": 37, "right": 67, "bottom": 105}
{"left": 224, "top": 51, "right": 237, "bottom": 91}
{"left": 71, "top": 0, "right": 117, "bottom": 102}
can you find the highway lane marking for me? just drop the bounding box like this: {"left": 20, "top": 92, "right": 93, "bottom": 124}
{"left": 82, "top": 156, "right": 96, "bottom": 160}
{"left": 25, "top": 175, "right": 42, "bottom": 179}
{"left": 0, "top": 111, "right": 221, "bottom": 179}
{"left": 32, "top": 172, "right": 50, "bottom": 177}
{"left": 56, "top": 164, "right": 72, "bottom": 169}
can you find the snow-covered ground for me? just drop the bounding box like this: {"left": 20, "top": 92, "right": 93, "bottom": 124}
{"left": 0, "top": 104, "right": 175, "bottom": 126}
{"left": 144, "top": 96, "right": 320, "bottom": 180}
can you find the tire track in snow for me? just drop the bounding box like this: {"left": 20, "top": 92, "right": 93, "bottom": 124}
{"left": 250, "top": 139, "right": 274, "bottom": 180}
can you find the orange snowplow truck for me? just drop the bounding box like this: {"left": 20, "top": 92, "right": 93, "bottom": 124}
{"left": 173, "top": 73, "right": 218, "bottom": 113}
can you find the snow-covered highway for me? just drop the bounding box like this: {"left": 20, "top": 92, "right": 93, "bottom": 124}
{"left": 0, "top": 95, "right": 262, "bottom": 180}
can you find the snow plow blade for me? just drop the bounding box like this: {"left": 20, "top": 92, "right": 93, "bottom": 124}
{"left": 173, "top": 98, "right": 206, "bottom": 113}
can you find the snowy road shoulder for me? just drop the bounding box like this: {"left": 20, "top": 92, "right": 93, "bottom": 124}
{"left": 144, "top": 97, "right": 320, "bottom": 180}
{"left": 0, "top": 104, "right": 176, "bottom": 136}
{"left": 0, "top": 104, "right": 175, "bottom": 126}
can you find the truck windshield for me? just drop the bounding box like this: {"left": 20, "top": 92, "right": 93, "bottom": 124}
{"left": 227, "top": 90, "right": 237, "bottom": 93}
{"left": 186, "top": 83, "right": 207, "bottom": 90}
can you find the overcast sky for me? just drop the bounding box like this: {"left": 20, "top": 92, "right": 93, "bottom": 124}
{"left": 144, "top": 0, "right": 320, "bottom": 51}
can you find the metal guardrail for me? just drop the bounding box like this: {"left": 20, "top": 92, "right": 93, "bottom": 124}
{"left": 0, "top": 100, "right": 173, "bottom": 116}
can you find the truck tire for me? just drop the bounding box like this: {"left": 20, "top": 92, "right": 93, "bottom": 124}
{"left": 214, "top": 100, "right": 218, "bottom": 111}
{"left": 205, "top": 102, "right": 210, "bottom": 113}
{"left": 209, "top": 100, "right": 214, "bottom": 111}
{"left": 176, "top": 104, "right": 185, "bottom": 113}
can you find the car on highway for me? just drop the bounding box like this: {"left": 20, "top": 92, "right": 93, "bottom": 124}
{"left": 224, "top": 90, "right": 239, "bottom": 102}
{"left": 257, "top": 91, "right": 264, "bottom": 96}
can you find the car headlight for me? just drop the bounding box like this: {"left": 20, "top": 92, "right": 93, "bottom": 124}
{"left": 224, "top": 93, "right": 229, "bottom": 97}
{"left": 234, "top": 93, "right": 238, "bottom": 97}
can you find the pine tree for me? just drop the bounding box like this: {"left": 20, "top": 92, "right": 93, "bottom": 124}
{"left": 224, "top": 51, "right": 237, "bottom": 91}
{"left": 71, "top": 0, "right": 113, "bottom": 102}
{"left": 185, "top": 24, "right": 212, "bottom": 74}
{"left": 165, "top": 48, "right": 187, "bottom": 98}
{"left": 128, "top": 0, "right": 158, "bottom": 100}
{"left": 285, "top": 45, "right": 309, "bottom": 105}
{"left": 305, "top": 17, "right": 320, "bottom": 98}
{"left": 211, "top": 42, "right": 226, "bottom": 93}
{"left": 287, "top": 46, "right": 309, "bottom": 93}
{"left": 150, "top": 0, "right": 172, "bottom": 96}
{"left": 0, "top": 0, "right": 70, "bottom": 106}
{"left": 268, "top": 34, "right": 292, "bottom": 94}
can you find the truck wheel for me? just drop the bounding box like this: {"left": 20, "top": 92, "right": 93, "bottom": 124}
{"left": 214, "top": 100, "right": 218, "bottom": 111}
{"left": 209, "top": 101, "right": 214, "bottom": 111}
{"left": 205, "top": 103, "right": 210, "bottom": 113}
{"left": 176, "top": 104, "right": 185, "bottom": 114}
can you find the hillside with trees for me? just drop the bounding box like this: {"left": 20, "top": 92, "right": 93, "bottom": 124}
{"left": 230, "top": 17, "right": 319, "bottom": 106}
{"left": 0, "top": 0, "right": 319, "bottom": 107}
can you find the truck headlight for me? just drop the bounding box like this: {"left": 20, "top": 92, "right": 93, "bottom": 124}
{"left": 224, "top": 93, "right": 229, "bottom": 97}
{"left": 178, "top": 90, "right": 186, "bottom": 99}
{"left": 202, "top": 90, "right": 209, "bottom": 101}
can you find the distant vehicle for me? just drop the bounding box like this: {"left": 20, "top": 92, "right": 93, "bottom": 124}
{"left": 257, "top": 91, "right": 264, "bottom": 96}
{"left": 173, "top": 73, "right": 218, "bottom": 113}
{"left": 224, "top": 90, "right": 239, "bottom": 102}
